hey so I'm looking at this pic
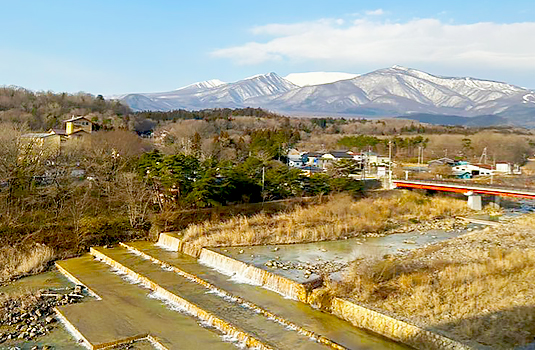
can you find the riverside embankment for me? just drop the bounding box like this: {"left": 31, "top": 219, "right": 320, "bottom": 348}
{"left": 6, "top": 192, "right": 530, "bottom": 349}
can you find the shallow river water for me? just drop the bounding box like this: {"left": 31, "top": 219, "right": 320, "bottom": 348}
{"left": 1, "top": 224, "right": 487, "bottom": 349}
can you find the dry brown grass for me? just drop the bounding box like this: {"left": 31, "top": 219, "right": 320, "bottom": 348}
{"left": 0, "top": 244, "right": 56, "bottom": 283}
{"left": 330, "top": 215, "right": 535, "bottom": 348}
{"left": 181, "top": 191, "right": 469, "bottom": 249}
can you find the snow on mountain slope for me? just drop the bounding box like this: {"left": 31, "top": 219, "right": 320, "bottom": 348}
{"left": 175, "top": 79, "right": 226, "bottom": 91}
{"left": 119, "top": 67, "right": 534, "bottom": 123}
{"left": 385, "top": 66, "right": 524, "bottom": 104}
{"left": 213, "top": 72, "right": 297, "bottom": 101}
{"left": 122, "top": 94, "right": 175, "bottom": 112}
{"left": 264, "top": 66, "right": 532, "bottom": 116}
{"left": 284, "top": 72, "right": 359, "bottom": 87}
{"left": 125, "top": 72, "right": 298, "bottom": 111}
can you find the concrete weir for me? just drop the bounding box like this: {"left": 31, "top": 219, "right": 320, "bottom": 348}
{"left": 157, "top": 232, "right": 201, "bottom": 257}
{"left": 330, "top": 298, "right": 471, "bottom": 350}
{"left": 120, "top": 241, "right": 407, "bottom": 350}
{"left": 155, "top": 232, "right": 473, "bottom": 350}
{"left": 55, "top": 255, "right": 238, "bottom": 350}
{"left": 89, "top": 247, "right": 272, "bottom": 350}
{"left": 158, "top": 232, "right": 322, "bottom": 302}
{"left": 199, "top": 248, "right": 321, "bottom": 302}
{"left": 88, "top": 246, "right": 335, "bottom": 349}
{"left": 119, "top": 242, "right": 347, "bottom": 350}
{"left": 55, "top": 230, "right": 469, "bottom": 349}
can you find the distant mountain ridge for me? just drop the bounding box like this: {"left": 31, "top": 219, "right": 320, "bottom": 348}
{"left": 396, "top": 113, "right": 511, "bottom": 127}
{"left": 284, "top": 72, "right": 359, "bottom": 87}
{"left": 117, "top": 66, "right": 535, "bottom": 126}
{"left": 175, "top": 79, "right": 226, "bottom": 91}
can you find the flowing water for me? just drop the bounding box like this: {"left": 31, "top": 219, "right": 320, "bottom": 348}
{"left": 210, "top": 229, "right": 469, "bottom": 283}
{"left": 55, "top": 255, "right": 238, "bottom": 350}
{"left": 90, "top": 246, "right": 330, "bottom": 350}
{"left": 0, "top": 269, "right": 71, "bottom": 295}
{"left": 3, "top": 228, "right": 473, "bottom": 349}
{"left": 0, "top": 269, "right": 90, "bottom": 350}
{"left": 123, "top": 241, "right": 410, "bottom": 350}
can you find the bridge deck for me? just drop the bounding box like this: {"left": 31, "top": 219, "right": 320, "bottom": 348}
{"left": 393, "top": 179, "right": 535, "bottom": 199}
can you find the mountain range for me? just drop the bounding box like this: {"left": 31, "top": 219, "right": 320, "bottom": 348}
{"left": 117, "top": 66, "right": 535, "bottom": 126}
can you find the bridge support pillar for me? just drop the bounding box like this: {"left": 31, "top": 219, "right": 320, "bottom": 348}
{"left": 466, "top": 193, "right": 482, "bottom": 211}
{"left": 487, "top": 195, "right": 501, "bottom": 210}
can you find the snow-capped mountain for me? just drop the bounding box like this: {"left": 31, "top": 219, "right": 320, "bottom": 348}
{"left": 284, "top": 72, "right": 359, "bottom": 87}
{"left": 262, "top": 66, "right": 534, "bottom": 117}
{"left": 123, "top": 72, "right": 297, "bottom": 111}
{"left": 119, "top": 66, "right": 535, "bottom": 125}
{"left": 175, "top": 79, "right": 226, "bottom": 91}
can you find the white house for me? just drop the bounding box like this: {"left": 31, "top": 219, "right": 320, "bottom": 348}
{"left": 354, "top": 151, "right": 390, "bottom": 166}
{"left": 452, "top": 163, "right": 494, "bottom": 177}
{"left": 288, "top": 154, "right": 305, "bottom": 168}
{"left": 495, "top": 162, "right": 522, "bottom": 175}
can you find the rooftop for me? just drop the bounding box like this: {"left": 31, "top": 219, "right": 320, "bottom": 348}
{"left": 63, "top": 116, "right": 92, "bottom": 123}
{"left": 326, "top": 151, "right": 354, "bottom": 159}
{"left": 303, "top": 152, "right": 323, "bottom": 157}
{"left": 21, "top": 133, "right": 57, "bottom": 138}
{"left": 49, "top": 128, "right": 67, "bottom": 135}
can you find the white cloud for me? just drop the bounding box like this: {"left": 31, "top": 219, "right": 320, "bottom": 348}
{"left": 365, "top": 9, "right": 384, "bottom": 16}
{"left": 211, "top": 18, "right": 535, "bottom": 71}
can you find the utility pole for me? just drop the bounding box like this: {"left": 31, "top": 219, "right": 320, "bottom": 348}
{"left": 421, "top": 146, "right": 424, "bottom": 165}
{"left": 262, "top": 166, "right": 265, "bottom": 190}
{"left": 362, "top": 156, "right": 366, "bottom": 180}
{"left": 479, "top": 147, "right": 488, "bottom": 164}
{"left": 388, "top": 140, "right": 393, "bottom": 185}
{"left": 261, "top": 166, "right": 265, "bottom": 202}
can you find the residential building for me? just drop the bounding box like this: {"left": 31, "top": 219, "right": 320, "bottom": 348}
{"left": 320, "top": 151, "right": 354, "bottom": 168}
{"left": 288, "top": 154, "right": 305, "bottom": 168}
{"left": 300, "top": 165, "right": 324, "bottom": 176}
{"left": 302, "top": 152, "right": 324, "bottom": 167}
{"left": 48, "top": 116, "right": 93, "bottom": 140}
{"left": 495, "top": 162, "right": 513, "bottom": 174}
{"left": 20, "top": 133, "right": 61, "bottom": 160}
{"left": 452, "top": 163, "right": 493, "bottom": 177}
{"left": 64, "top": 116, "right": 93, "bottom": 135}
{"left": 428, "top": 157, "right": 455, "bottom": 167}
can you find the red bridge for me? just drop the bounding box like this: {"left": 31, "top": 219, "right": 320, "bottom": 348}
{"left": 393, "top": 180, "right": 535, "bottom": 200}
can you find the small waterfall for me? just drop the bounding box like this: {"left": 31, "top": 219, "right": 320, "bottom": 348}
{"left": 121, "top": 243, "right": 346, "bottom": 350}
{"left": 156, "top": 233, "right": 181, "bottom": 252}
{"left": 55, "top": 262, "right": 101, "bottom": 300}
{"left": 90, "top": 248, "right": 272, "bottom": 350}
{"left": 146, "top": 335, "right": 170, "bottom": 350}
{"left": 156, "top": 233, "right": 322, "bottom": 301}
{"left": 56, "top": 306, "right": 152, "bottom": 350}
{"left": 157, "top": 233, "right": 201, "bottom": 257}
{"left": 198, "top": 248, "right": 319, "bottom": 302}
{"left": 54, "top": 308, "right": 92, "bottom": 349}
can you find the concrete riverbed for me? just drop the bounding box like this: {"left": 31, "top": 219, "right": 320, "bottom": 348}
{"left": 1, "top": 223, "right": 489, "bottom": 349}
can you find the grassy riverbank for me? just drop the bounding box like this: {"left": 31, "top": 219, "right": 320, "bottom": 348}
{"left": 0, "top": 245, "right": 56, "bottom": 284}
{"left": 326, "top": 215, "right": 535, "bottom": 348}
{"left": 181, "top": 191, "right": 470, "bottom": 248}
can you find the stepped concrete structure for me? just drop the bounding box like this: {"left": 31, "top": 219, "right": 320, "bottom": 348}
{"left": 53, "top": 231, "right": 474, "bottom": 349}
{"left": 55, "top": 233, "right": 408, "bottom": 350}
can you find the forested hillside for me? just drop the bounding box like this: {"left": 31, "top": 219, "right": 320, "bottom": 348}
{"left": 0, "top": 87, "right": 130, "bottom": 131}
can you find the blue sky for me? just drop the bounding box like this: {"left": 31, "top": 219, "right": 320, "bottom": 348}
{"left": 1, "top": 0, "right": 534, "bottom": 95}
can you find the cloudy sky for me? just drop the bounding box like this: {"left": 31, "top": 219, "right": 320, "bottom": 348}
{"left": 1, "top": 0, "right": 534, "bottom": 95}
